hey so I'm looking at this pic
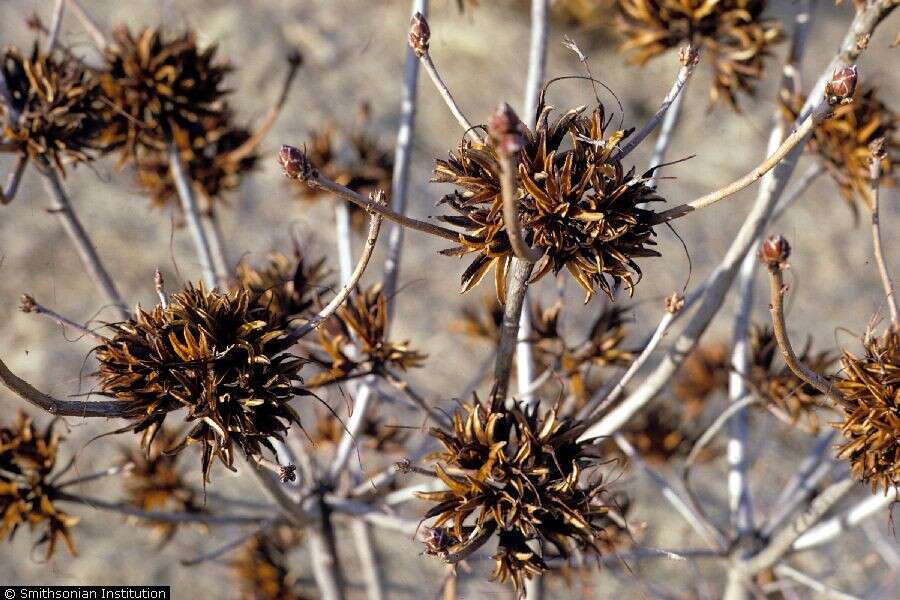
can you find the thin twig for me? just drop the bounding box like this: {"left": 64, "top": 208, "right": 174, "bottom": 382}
{"left": 19, "top": 294, "right": 108, "bottom": 343}
{"left": 54, "top": 491, "right": 269, "bottom": 526}
{"left": 651, "top": 109, "right": 825, "bottom": 224}
{"left": 792, "top": 486, "right": 898, "bottom": 551}
{"left": 499, "top": 154, "right": 542, "bottom": 263}
{"left": 55, "top": 462, "right": 134, "bottom": 488}
{"left": 683, "top": 395, "right": 760, "bottom": 470}
{"left": 168, "top": 144, "right": 218, "bottom": 288}
{"left": 180, "top": 519, "right": 277, "bottom": 566}
{"left": 728, "top": 249, "right": 758, "bottom": 542}
{"left": 328, "top": 383, "right": 374, "bottom": 480}
{"left": 493, "top": 259, "right": 535, "bottom": 402}
{"left": 383, "top": 371, "right": 451, "bottom": 428}
{"left": 741, "top": 477, "right": 856, "bottom": 575}
{"left": 64, "top": 0, "right": 110, "bottom": 52}
{"left": 291, "top": 206, "right": 383, "bottom": 339}
{"left": 760, "top": 431, "right": 837, "bottom": 538}
{"left": 868, "top": 139, "right": 898, "bottom": 328}
{"left": 299, "top": 169, "right": 460, "bottom": 242}
{"left": 522, "top": 0, "right": 548, "bottom": 128}
{"left": 773, "top": 565, "right": 862, "bottom": 600}
{"left": 616, "top": 46, "right": 700, "bottom": 160}
{"left": 419, "top": 53, "right": 479, "bottom": 142}
{"left": 200, "top": 206, "right": 231, "bottom": 287}
{"left": 47, "top": 0, "right": 66, "bottom": 52}
{"left": 647, "top": 87, "right": 686, "bottom": 190}
{"left": 350, "top": 519, "right": 385, "bottom": 600}
{"left": 40, "top": 165, "right": 128, "bottom": 320}
{"left": 1, "top": 155, "right": 27, "bottom": 205}
{"left": 615, "top": 434, "right": 728, "bottom": 551}
{"left": 766, "top": 263, "right": 848, "bottom": 408}
{"left": 382, "top": 0, "right": 428, "bottom": 328}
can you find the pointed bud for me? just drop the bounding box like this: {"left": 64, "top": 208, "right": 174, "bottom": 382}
{"left": 824, "top": 65, "right": 857, "bottom": 105}
{"left": 409, "top": 12, "right": 430, "bottom": 58}
{"left": 19, "top": 294, "right": 36, "bottom": 313}
{"left": 488, "top": 102, "right": 525, "bottom": 156}
{"left": 278, "top": 145, "right": 316, "bottom": 182}
{"left": 759, "top": 235, "right": 791, "bottom": 269}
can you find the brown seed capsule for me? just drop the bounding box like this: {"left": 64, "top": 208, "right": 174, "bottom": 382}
{"left": 488, "top": 102, "right": 525, "bottom": 156}
{"left": 19, "top": 294, "right": 37, "bottom": 313}
{"left": 825, "top": 65, "right": 858, "bottom": 105}
{"left": 409, "top": 12, "right": 430, "bottom": 58}
{"left": 278, "top": 144, "right": 316, "bottom": 182}
{"left": 759, "top": 235, "right": 791, "bottom": 269}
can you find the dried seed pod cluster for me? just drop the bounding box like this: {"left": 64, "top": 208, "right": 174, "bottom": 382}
{"left": 232, "top": 527, "right": 305, "bottom": 600}
{"left": 672, "top": 343, "right": 729, "bottom": 416}
{"left": 308, "top": 284, "right": 426, "bottom": 387}
{"left": 234, "top": 250, "right": 329, "bottom": 327}
{"left": 437, "top": 101, "right": 663, "bottom": 302}
{"left": 417, "top": 395, "right": 622, "bottom": 596}
{"left": 782, "top": 86, "right": 898, "bottom": 215}
{"left": 0, "top": 44, "right": 105, "bottom": 172}
{"left": 616, "top": 0, "right": 783, "bottom": 108}
{"left": 119, "top": 428, "right": 204, "bottom": 545}
{"left": 0, "top": 412, "right": 78, "bottom": 558}
{"left": 834, "top": 329, "right": 900, "bottom": 494}
{"left": 97, "top": 27, "right": 231, "bottom": 158}
{"left": 94, "top": 283, "right": 311, "bottom": 481}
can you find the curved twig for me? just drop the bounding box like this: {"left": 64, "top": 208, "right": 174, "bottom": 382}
{"left": 500, "top": 155, "right": 542, "bottom": 263}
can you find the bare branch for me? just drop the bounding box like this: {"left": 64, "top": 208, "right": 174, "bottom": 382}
{"left": 19, "top": 294, "right": 108, "bottom": 343}
{"left": 47, "top": 0, "right": 66, "bottom": 52}
{"left": 616, "top": 45, "right": 700, "bottom": 160}
{"left": 868, "top": 138, "right": 898, "bottom": 328}
{"left": 168, "top": 144, "right": 218, "bottom": 289}
{"left": 291, "top": 205, "right": 383, "bottom": 339}
{"left": 792, "top": 487, "right": 898, "bottom": 551}
{"left": 64, "top": 0, "right": 110, "bottom": 52}
{"left": 1, "top": 156, "right": 27, "bottom": 205}
{"left": 40, "top": 165, "right": 128, "bottom": 320}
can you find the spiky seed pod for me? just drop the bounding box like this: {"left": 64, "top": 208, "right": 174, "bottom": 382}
{"left": 307, "top": 284, "right": 426, "bottom": 387}
{"left": 749, "top": 325, "right": 836, "bottom": 432}
{"left": 452, "top": 294, "right": 505, "bottom": 343}
{"left": 234, "top": 250, "right": 330, "bottom": 328}
{"left": 1, "top": 412, "right": 78, "bottom": 558}
{"left": 97, "top": 27, "right": 231, "bottom": 160}
{"left": 437, "top": 101, "right": 663, "bottom": 302}
{"left": 417, "top": 394, "right": 620, "bottom": 597}
{"left": 232, "top": 527, "right": 305, "bottom": 600}
{"left": 0, "top": 44, "right": 104, "bottom": 173}
{"left": 616, "top": 0, "right": 783, "bottom": 109}
{"left": 782, "top": 87, "right": 898, "bottom": 216}
{"left": 292, "top": 123, "right": 394, "bottom": 229}
{"left": 834, "top": 329, "right": 900, "bottom": 494}
{"left": 119, "top": 428, "right": 203, "bottom": 546}
{"left": 312, "top": 410, "right": 407, "bottom": 453}
{"left": 94, "top": 283, "right": 311, "bottom": 481}
{"left": 133, "top": 110, "right": 258, "bottom": 212}
{"left": 551, "top": 0, "right": 617, "bottom": 27}
{"left": 672, "top": 343, "right": 729, "bottom": 418}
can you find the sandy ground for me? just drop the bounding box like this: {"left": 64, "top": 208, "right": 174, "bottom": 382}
{"left": 1, "top": 0, "right": 898, "bottom": 598}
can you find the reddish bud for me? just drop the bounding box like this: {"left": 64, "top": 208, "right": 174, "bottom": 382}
{"left": 488, "top": 102, "right": 525, "bottom": 156}
{"left": 19, "top": 294, "right": 36, "bottom": 313}
{"left": 278, "top": 145, "right": 316, "bottom": 182}
{"left": 759, "top": 235, "right": 791, "bottom": 269}
{"left": 824, "top": 65, "right": 858, "bottom": 105}
{"left": 409, "top": 12, "right": 430, "bottom": 57}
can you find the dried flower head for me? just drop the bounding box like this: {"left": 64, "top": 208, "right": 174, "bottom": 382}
{"left": 133, "top": 110, "right": 258, "bottom": 211}
{"left": 292, "top": 118, "right": 394, "bottom": 229}
{"left": 417, "top": 394, "right": 619, "bottom": 597}
{"left": 616, "top": 0, "right": 782, "bottom": 108}
{"left": 834, "top": 329, "right": 900, "bottom": 494}
{"left": 620, "top": 404, "right": 711, "bottom": 464}
{"left": 234, "top": 250, "right": 329, "bottom": 327}
{"left": 437, "top": 100, "right": 663, "bottom": 302}
{"left": 120, "top": 427, "right": 203, "bottom": 545}
{"left": 308, "top": 284, "right": 426, "bottom": 387}
{"left": 97, "top": 26, "right": 231, "bottom": 159}
{"left": 1, "top": 412, "right": 78, "bottom": 558}
{"left": 672, "top": 343, "right": 728, "bottom": 418}
{"left": 0, "top": 44, "right": 104, "bottom": 172}
{"left": 782, "top": 86, "right": 897, "bottom": 215}
{"left": 232, "top": 527, "right": 305, "bottom": 600}
{"left": 749, "top": 325, "right": 835, "bottom": 432}
{"left": 94, "top": 283, "right": 311, "bottom": 481}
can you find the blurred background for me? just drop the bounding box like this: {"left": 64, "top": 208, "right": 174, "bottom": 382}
{"left": 0, "top": 0, "right": 897, "bottom": 597}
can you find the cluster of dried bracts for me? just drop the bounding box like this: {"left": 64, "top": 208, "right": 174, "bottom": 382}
{"left": 0, "top": 2, "right": 899, "bottom": 599}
